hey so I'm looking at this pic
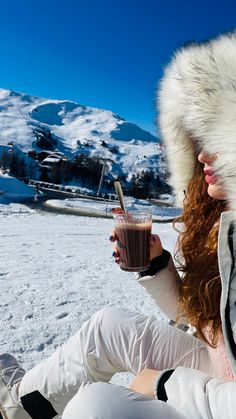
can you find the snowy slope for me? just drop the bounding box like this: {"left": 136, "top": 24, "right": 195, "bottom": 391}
{"left": 0, "top": 88, "right": 163, "bottom": 183}
{"left": 0, "top": 172, "right": 34, "bottom": 203}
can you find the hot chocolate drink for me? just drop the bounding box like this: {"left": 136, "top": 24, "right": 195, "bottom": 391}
{"left": 113, "top": 210, "right": 152, "bottom": 272}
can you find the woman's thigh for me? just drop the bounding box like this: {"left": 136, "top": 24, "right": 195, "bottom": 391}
{"left": 62, "top": 382, "right": 187, "bottom": 419}
{"left": 91, "top": 307, "right": 213, "bottom": 375}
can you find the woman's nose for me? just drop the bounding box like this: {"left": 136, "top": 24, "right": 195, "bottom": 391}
{"left": 198, "top": 152, "right": 206, "bottom": 163}
{"left": 198, "top": 151, "right": 217, "bottom": 164}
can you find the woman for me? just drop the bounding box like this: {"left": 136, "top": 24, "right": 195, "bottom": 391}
{"left": 1, "top": 32, "right": 236, "bottom": 419}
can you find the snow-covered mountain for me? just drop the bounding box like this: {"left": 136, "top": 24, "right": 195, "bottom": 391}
{"left": 0, "top": 88, "right": 165, "bottom": 195}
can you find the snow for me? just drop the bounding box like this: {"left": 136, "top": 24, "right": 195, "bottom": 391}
{"left": 111, "top": 121, "right": 157, "bottom": 142}
{"left": 42, "top": 156, "right": 61, "bottom": 163}
{"left": 0, "top": 89, "right": 177, "bottom": 385}
{"left": 44, "top": 197, "right": 182, "bottom": 221}
{"left": 0, "top": 202, "right": 178, "bottom": 386}
{"left": 0, "top": 173, "right": 34, "bottom": 204}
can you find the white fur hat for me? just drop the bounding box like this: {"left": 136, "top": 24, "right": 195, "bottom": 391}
{"left": 158, "top": 32, "right": 236, "bottom": 208}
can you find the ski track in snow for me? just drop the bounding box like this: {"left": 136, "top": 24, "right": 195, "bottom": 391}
{"left": 0, "top": 203, "right": 178, "bottom": 386}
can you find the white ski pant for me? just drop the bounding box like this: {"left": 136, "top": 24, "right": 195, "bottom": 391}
{"left": 19, "top": 308, "right": 214, "bottom": 418}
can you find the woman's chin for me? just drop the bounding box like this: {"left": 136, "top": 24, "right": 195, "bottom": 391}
{"left": 207, "top": 184, "right": 226, "bottom": 201}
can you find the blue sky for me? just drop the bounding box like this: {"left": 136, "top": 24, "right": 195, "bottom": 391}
{"left": 1, "top": 0, "right": 236, "bottom": 135}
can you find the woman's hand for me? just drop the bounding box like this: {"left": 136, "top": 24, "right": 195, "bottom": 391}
{"left": 149, "top": 234, "right": 163, "bottom": 260}
{"left": 130, "top": 368, "right": 160, "bottom": 398}
{"left": 110, "top": 231, "right": 163, "bottom": 264}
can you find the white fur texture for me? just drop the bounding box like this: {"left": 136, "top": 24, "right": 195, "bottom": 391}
{"left": 158, "top": 32, "right": 236, "bottom": 208}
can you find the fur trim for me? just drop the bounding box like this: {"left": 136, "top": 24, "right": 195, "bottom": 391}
{"left": 158, "top": 32, "right": 236, "bottom": 208}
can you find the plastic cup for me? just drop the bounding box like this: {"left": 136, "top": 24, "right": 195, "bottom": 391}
{"left": 113, "top": 209, "right": 152, "bottom": 272}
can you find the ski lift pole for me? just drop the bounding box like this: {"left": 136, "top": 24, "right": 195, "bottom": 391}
{"left": 97, "top": 161, "right": 106, "bottom": 196}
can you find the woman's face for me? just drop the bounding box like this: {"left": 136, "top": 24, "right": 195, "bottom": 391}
{"left": 197, "top": 151, "right": 226, "bottom": 200}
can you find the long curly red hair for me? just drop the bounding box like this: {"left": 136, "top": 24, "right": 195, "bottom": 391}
{"left": 174, "top": 160, "right": 227, "bottom": 347}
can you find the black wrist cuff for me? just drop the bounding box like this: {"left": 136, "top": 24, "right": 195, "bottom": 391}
{"left": 139, "top": 249, "right": 171, "bottom": 277}
{"left": 156, "top": 369, "right": 175, "bottom": 402}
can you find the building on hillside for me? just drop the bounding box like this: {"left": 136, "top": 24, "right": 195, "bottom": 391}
{"left": 40, "top": 152, "right": 69, "bottom": 183}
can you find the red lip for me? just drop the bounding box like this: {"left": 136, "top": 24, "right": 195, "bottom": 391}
{"left": 204, "top": 169, "right": 214, "bottom": 176}
{"left": 204, "top": 168, "right": 217, "bottom": 184}
{"left": 205, "top": 175, "right": 217, "bottom": 184}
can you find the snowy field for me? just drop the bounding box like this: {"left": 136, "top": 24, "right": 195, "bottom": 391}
{"left": 0, "top": 203, "right": 178, "bottom": 384}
